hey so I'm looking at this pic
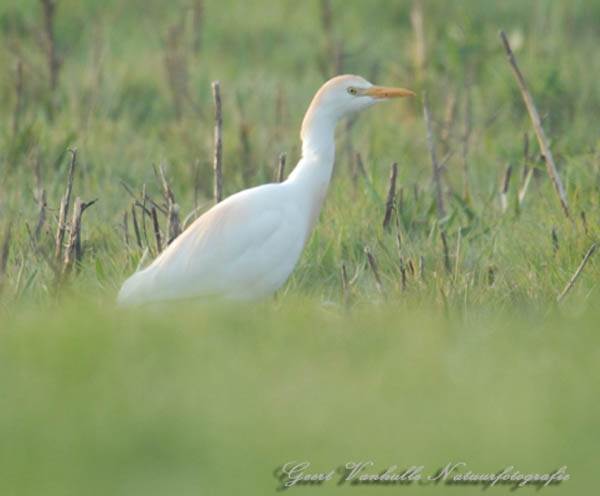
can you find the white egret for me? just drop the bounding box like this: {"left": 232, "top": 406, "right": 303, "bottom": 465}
{"left": 118, "top": 75, "right": 414, "bottom": 304}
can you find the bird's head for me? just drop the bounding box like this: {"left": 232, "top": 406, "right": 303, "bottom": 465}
{"left": 301, "top": 74, "right": 415, "bottom": 140}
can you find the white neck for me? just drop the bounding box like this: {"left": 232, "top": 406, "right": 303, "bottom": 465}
{"left": 287, "top": 105, "right": 337, "bottom": 190}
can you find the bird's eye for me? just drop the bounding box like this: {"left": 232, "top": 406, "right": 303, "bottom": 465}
{"left": 347, "top": 87, "right": 358, "bottom": 95}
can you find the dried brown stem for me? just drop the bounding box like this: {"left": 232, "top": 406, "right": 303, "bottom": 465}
{"left": 54, "top": 148, "right": 77, "bottom": 262}
{"left": 151, "top": 206, "right": 162, "bottom": 254}
{"left": 212, "top": 80, "right": 223, "bottom": 203}
{"left": 277, "top": 152, "right": 287, "bottom": 183}
{"left": 557, "top": 244, "right": 596, "bottom": 302}
{"left": 122, "top": 210, "right": 129, "bottom": 247}
{"left": 462, "top": 81, "right": 472, "bottom": 201}
{"left": 130, "top": 202, "right": 142, "bottom": 248}
{"left": 354, "top": 152, "right": 369, "bottom": 182}
{"left": 580, "top": 210, "right": 588, "bottom": 236}
{"left": 500, "top": 30, "right": 569, "bottom": 220}
{"left": 0, "top": 221, "right": 12, "bottom": 279}
{"left": 158, "top": 163, "right": 181, "bottom": 244}
{"left": 192, "top": 0, "right": 204, "bottom": 54}
{"left": 40, "top": 0, "right": 61, "bottom": 93}
{"left": 423, "top": 92, "right": 445, "bottom": 219}
{"left": 62, "top": 198, "right": 96, "bottom": 275}
{"left": 12, "top": 60, "right": 23, "bottom": 137}
{"left": 383, "top": 162, "right": 398, "bottom": 230}
{"left": 32, "top": 189, "right": 47, "bottom": 247}
{"left": 364, "top": 247, "right": 383, "bottom": 293}
{"left": 440, "top": 230, "right": 451, "bottom": 273}
{"left": 500, "top": 164, "right": 512, "bottom": 212}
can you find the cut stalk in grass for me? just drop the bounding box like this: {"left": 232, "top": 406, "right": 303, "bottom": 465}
{"left": 54, "top": 148, "right": 77, "bottom": 262}
{"left": 192, "top": 0, "right": 204, "bottom": 54}
{"left": 440, "top": 230, "right": 450, "bottom": 273}
{"left": 364, "top": 247, "right": 383, "bottom": 293}
{"left": 423, "top": 92, "right": 445, "bottom": 219}
{"left": 340, "top": 261, "right": 351, "bottom": 305}
{"left": 581, "top": 211, "right": 588, "bottom": 236}
{"left": 212, "top": 80, "right": 223, "bottom": 203}
{"left": 518, "top": 166, "right": 534, "bottom": 207}
{"left": 158, "top": 163, "right": 181, "bottom": 244}
{"left": 500, "top": 30, "right": 569, "bottom": 220}
{"left": 441, "top": 92, "right": 456, "bottom": 155}
{"left": 557, "top": 244, "right": 596, "bottom": 302}
{"left": 383, "top": 162, "right": 398, "bottom": 230}
{"left": 130, "top": 202, "right": 142, "bottom": 249}
{"left": 551, "top": 227, "right": 559, "bottom": 255}
{"left": 500, "top": 164, "right": 512, "bottom": 213}
{"left": 354, "top": 151, "right": 369, "bottom": 182}
{"left": 32, "top": 189, "right": 47, "bottom": 248}
{"left": 63, "top": 198, "right": 96, "bottom": 276}
{"left": 40, "top": 0, "right": 60, "bottom": 94}
{"left": 193, "top": 157, "right": 201, "bottom": 218}
{"left": 151, "top": 206, "right": 162, "bottom": 254}
{"left": 462, "top": 80, "right": 472, "bottom": 202}
{"left": 122, "top": 210, "right": 129, "bottom": 247}
{"left": 419, "top": 255, "right": 425, "bottom": 281}
{"left": 454, "top": 228, "right": 462, "bottom": 280}
{"left": 277, "top": 152, "right": 286, "bottom": 183}
{"left": 394, "top": 207, "right": 403, "bottom": 263}
{"left": 0, "top": 221, "right": 12, "bottom": 278}
{"left": 12, "top": 60, "right": 23, "bottom": 137}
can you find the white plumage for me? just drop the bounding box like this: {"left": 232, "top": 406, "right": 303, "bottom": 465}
{"left": 118, "top": 75, "right": 414, "bottom": 305}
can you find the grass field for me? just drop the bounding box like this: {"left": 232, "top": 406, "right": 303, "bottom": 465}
{"left": 1, "top": 0, "right": 599, "bottom": 494}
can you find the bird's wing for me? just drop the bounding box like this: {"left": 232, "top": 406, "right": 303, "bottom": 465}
{"left": 133, "top": 184, "right": 303, "bottom": 301}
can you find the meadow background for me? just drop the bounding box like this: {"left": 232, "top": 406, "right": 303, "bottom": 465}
{"left": 1, "top": 0, "right": 599, "bottom": 494}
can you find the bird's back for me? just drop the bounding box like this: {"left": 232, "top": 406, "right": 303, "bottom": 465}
{"left": 117, "top": 182, "right": 306, "bottom": 305}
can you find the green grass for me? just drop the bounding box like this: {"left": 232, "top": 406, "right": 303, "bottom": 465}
{"left": 0, "top": 0, "right": 599, "bottom": 494}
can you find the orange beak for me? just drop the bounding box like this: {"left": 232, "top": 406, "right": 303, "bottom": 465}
{"left": 364, "top": 86, "right": 416, "bottom": 99}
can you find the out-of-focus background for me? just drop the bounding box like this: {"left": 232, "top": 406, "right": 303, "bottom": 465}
{"left": 0, "top": 0, "right": 599, "bottom": 494}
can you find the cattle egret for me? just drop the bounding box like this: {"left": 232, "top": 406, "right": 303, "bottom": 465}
{"left": 118, "top": 75, "right": 414, "bottom": 305}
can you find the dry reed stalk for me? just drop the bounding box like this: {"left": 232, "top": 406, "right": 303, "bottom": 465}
{"left": 158, "top": 163, "right": 181, "bottom": 244}
{"left": 354, "top": 152, "right": 369, "bottom": 182}
{"left": 40, "top": 0, "right": 60, "bottom": 93}
{"left": 0, "top": 222, "right": 12, "bottom": 277}
{"left": 423, "top": 92, "right": 446, "bottom": 219}
{"left": 364, "top": 247, "right": 383, "bottom": 293}
{"left": 212, "top": 80, "right": 223, "bottom": 203}
{"left": 277, "top": 152, "right": 287, "bottom": 183}
{"left": 382, "top": 162, "right": 398, "bottom": 230}
{"left": 130, "top": 202, "right": 142, "bottom": 248}
{"left": 551, "top": 227, "right": 559, "bottom": 254}
{"left": 12, "top": 60, "right": 23, "bottom": 137}
{"left": 500, "top": 164, "right": 512, "bottom": 212}
{"left": 163, "top": 13, "right": 189, "bottom": 120}
{"left": 440, "top": 230, "right": 450, "bottom": 273}
{"left": 122, "top": 210, "right": 129, "bottom": 247}
{"left": 62, "top": 198, "right": 96, "bottom": 275}
{"left": 151, "top": 206, "right": 162, "bottom": 254}
{"left": 462, "top": 82, "right": 472, "bottom": 201}
{"left": 193, "top": 157, "right": 201, "bottom": 217}
{"left": 54, "top": 148, "right": 77, "bottom": 262}
{"left": 557, "top": 244, "right": 596, "bottom": 302}
{"left": 581, "top": 211, "right": 588, "bottom": 236}
{"left": 192, "top": 0, "right": 204, "bottom": 54}
{"left": 32, "top": 189, "right": 47, "bottom": 247}
{"left": 500, "top": 30, "right": 569, "bottom": 220}
{"left": 441, "top": 93, "right": 456, "bottom": 154}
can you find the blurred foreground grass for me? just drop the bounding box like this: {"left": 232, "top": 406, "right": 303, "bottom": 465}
{"left": 1, "top": 0, "right": 600, "bottom": 494}
{"left": 1, "top": 296, "right": 598, "bottom": 495}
